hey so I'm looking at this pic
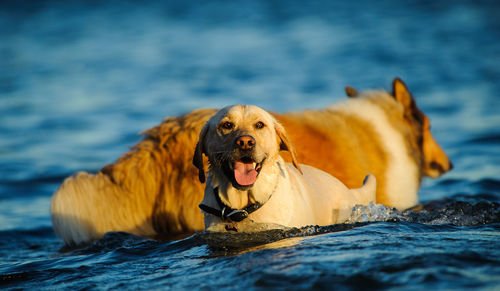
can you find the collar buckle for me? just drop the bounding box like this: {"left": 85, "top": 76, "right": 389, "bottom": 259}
{"left": 223, "top": 208, "right": 249, "bottom": 222}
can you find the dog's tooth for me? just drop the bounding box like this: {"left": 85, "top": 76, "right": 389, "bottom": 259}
{"left": 253, "top": 162, "right": 256, "bottom": 169}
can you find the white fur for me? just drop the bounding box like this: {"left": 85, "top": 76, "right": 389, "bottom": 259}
{"left": 330, "top": 92, "right": 419, "bottom": 210}
{"left": 202, "top": 160, "right": 377, "bottom": 231}
{"left": 199, "top": 105, "right": 378, "bottom": 231}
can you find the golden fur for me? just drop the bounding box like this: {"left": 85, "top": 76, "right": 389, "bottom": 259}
{"left": 51, "top": 78, "right": 452, "bottom": 245}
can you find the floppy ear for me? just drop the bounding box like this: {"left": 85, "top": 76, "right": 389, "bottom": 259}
{"left": 274, "top": 121, "right": 303, "bottom": 174}
{"left": 345, "top": 86, "right": 359, "bottom": 98}
{"left": 392, "top": 77, "right": 414, "bottom": 110}
{"left": 193, "top": 123, "right": 209, "bottom": 183}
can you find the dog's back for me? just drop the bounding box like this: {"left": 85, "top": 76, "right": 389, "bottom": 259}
{"left": 51, "top": 109, "right": 216, "bottom": 245}
{"left": 276, "top": 91, "right": 419, "bottom": 210}
{"left": 286, "top": 164, "right": 376, "bottom": 226}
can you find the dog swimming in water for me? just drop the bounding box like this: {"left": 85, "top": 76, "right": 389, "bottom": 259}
{"left": 194, "top": 104, "right": 376, "bottom": 231}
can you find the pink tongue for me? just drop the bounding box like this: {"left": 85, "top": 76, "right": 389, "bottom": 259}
{"left": 233, "top": 161, "right": 258, "bottom": 186}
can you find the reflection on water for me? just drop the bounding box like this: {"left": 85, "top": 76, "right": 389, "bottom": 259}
{"left": 0, "top": 0, "right": 499, "bottom": 289}
{"left": 202, "top": 235, "right": 307, "bottom": 257}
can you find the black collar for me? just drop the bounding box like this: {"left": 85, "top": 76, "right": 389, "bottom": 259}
{"left": 199, "top": 187, "right": 266, "bottom": 222}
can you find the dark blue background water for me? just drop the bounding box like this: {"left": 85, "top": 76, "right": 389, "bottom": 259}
{"left": 1, "top": 0, "right": 499, "bottom": 289}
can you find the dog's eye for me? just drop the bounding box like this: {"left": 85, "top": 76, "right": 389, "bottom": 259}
{"left": 255, "top": 121, "right": 265, "bottom": 129}
{"left": 221, "top": 122, "right": 234, "bottom": 130}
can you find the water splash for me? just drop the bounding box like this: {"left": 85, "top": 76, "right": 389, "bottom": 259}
{"left": 192, "top": 198, "right": 500, "bottom": 254}
{"left": 346, "top": 199, "right": 500, "bottom": 226}
{"left": 346, "top": 202, "right": 397, "bottom": 224}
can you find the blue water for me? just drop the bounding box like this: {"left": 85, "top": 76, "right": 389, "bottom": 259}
{"left": 1, "top": 0, "right": 500, "bottom": 289}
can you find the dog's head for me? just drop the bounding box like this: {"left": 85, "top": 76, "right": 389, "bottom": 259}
{"left": 193, "top": 104, "right": 301, "bottom": 190}
{"left": 346, "top": 78, "right": 453, "bottom": 178}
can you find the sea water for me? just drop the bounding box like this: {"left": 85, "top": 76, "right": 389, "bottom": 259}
{"left": 1, "top": 0, "right": 499, "bottom": 289}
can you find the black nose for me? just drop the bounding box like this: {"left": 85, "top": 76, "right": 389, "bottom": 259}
{"left": 235, "top": 135, "right": 256, "bottom": 150}
{"left": 430, "top": 161, "right": 445, "bottom": 174}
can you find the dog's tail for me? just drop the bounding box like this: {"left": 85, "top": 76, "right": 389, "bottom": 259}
{"left": 51, "top": 172, "right": 103, "bottom": 246}
{"left": 351, "top": 174, "right": 377, "bottom": 205}
{"left": 50, "top": 172, "right": 156, "bottom": 246}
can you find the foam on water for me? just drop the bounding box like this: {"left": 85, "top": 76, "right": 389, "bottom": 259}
{"left": 1, "top": 0, "right": 500, "bottom": 289}
{"left": 347, "top": 199, "right": 500, "bottom": 226}
{"left": 193, "top": 198, "right": 500, "bottom": 254}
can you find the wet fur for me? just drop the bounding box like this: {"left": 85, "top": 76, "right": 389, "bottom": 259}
{"left": 51, "top": 78, "right": 452, "bottom": 245}
{"left": 195, "top": 105, "right": 376, "bottom": 230}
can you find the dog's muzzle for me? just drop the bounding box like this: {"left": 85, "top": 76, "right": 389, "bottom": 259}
{"left": 221, "top": 134, "right": 264, "bottom": 190}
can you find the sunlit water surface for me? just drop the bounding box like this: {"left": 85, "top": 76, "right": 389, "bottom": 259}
{"left": 1, "top": 0, "right": 499, "bottom": 290}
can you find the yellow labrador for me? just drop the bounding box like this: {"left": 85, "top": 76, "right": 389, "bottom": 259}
{"left": 193, "top": 105, "right": 376, "bottom": 232}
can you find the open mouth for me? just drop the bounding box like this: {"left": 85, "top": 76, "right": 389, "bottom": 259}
{"left": 226, "top": 156, "right": 264, "bottom": 189}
